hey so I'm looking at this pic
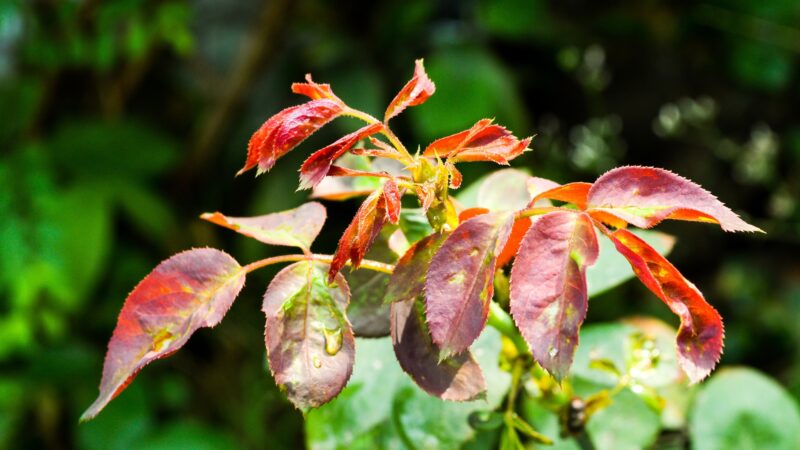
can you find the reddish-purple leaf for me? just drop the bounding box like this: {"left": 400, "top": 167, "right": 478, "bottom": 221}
{"left": 531, "top": 182, "right": 592, "bottom": 210}
{"left": 425, "top": 211, "right": 515, "bottom": 358}
{"left": 608, "top": 229, "right": 724, "bottom": 383}
{"left": 526, "top": 177, "right": 561, "bottom": 202}
{"left": 385, "top": 59, "right": 436, "bottom": 122}
{"left": 329, "top": 190, "right": 388, "bottom": 282}
{"left": 510, "top": 212, "right": 599, "bottom": 380}
{"left": 200, "top": 202, "right": 326, "bottom": 252}
{"left": 81, "top": 249, "right": 246, "bottom": 421}
{"left": 384, "top": 232, "right": 448, "bottom": 304}
{"left": 299, "top": 123, "right": 384, "bottom": 189}
{"left": 477, "top": 168, "right": 535, "bottom": 211}
{"left": 587, "top": 166, "right": 762, "bottom": 232}
{"left": 392, "top": 296, "right": 486, "bottom": 401}
{"left": 239, "top": 99, "right": 344, "bottom": 176}
{"left": 423, "top": 119, "right": 531, "bottom": 164}
{"left": 291, "top": 74, "right": 342, "bottom": 101}
{"left": 263, "top": 261, "right": 354, "bottom": 410}
{"left": 382, "top": 178, "right": 402, "bottom": 224}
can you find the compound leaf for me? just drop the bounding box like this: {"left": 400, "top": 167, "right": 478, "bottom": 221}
{"left": 510, "top": 211, "right": 599, "bottom": 379}
{"left": 426, "top": 211, "right": 515, "bottom": 358}
{"left": 608, "top": 229, "right": 724, "bottom": 383}
{"left": 81, "top": 248, "right": 246, "bottom": 421}
{"left": 587, "top": 166, "right": 761, "bottom": 232}
{"left": 201, "top": 202, "right": 326, "bottom": 252}
{"left": 263, "top": 261, "right": 354, "bottom": 410}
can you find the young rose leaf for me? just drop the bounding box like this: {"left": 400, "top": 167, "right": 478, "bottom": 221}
{"left": 608, "top": 229, "right": 724, "bottom": 383}
{"left": 423, "top": 119, "right": 531, "bottom": 164}
{"left": 426, "top": 211, "right": 515, "bottom": 358}
{"left": 263, "top": 261, "right": 355, "bottom": 410}
{"left": 526, "top": 177, "right": 561, "bottom": 201}
{"left": 81, "top": 249, "right": 246, "bottom": 421}
{"left": 496, "top": 217, "right": 531, "bottom": 268}
{"left": 384, "top": 232, "right": 448, "bottom": 304}
{"left": 391, "top": 296, "right": 487, "bottom": 401}
{"left": 329, "top": 190, "right": 388, "bottom": 282}
{"left": 510, "top": 212, "right": 599, "bottom": 380}
{"left": 239, "top": 99, "right": 344, "bottom": 176}
{"left": 531, "top": 182, "right": 592, "bottom": 210}
{"left": 384, "top": 59, "right": 436, "bottom": 122}
{"left": 291, "top": 74, "right": 342, "bottom": 101}
{"left": 587, "top": 166, "right": 762, "bottom": 232}
{"left": 201, "top": 202, "right": 326, "bottom": 252}
{"left": 298, "top": 123, "right": 384, "bottom": 189}
{"left": 382, "top": 178, "right": 402, "bottom": 224}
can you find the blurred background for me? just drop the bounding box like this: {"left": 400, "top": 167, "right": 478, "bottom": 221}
{"left": 1, "top": 0, "right": 799, "bottom": 448}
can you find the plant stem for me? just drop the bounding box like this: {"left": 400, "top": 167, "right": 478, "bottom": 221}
{"left": 487, "top": 301, "right": 528, "bottom": 354}
{"left": 343, "top": 107, "right": 414, "bottom": 163}
{"left": 243, "top": 254, "right": 395, "bottom": 275}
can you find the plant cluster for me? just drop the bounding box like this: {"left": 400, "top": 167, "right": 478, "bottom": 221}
{"left": 81, "top": 61, "right": 761, "bottom": 442}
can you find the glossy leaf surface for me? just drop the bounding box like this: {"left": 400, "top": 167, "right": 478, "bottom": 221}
{"left": 263, "top": 261, "right": 354, "bottom": 410}
{"left": 82, "top": 249, "right": 246, "bottom": 421}
{"left": 329, "top": 190, "right": 388, "bottom": 282}
{"left": 426, "top": 211, "right": 514, "bottom": 357}
{"left": 391, "top": 297, "right": 486, "bottom": 401}
{"left": 587, "top": 166, "right": 761, "bottom": 232}
{"left": 299, "top": 123, "right": 384, "bottom": 189}
{"left": 608, "top": 229, "right": 724, "bottom": 382}
{"left": 384, "top": 232, "right": 448, "bottom": 304}
{"left": 344, "top": 229, "right": 398, "bottom": 338}
{"left": 239, "top": 99, "right": 343, "bottom": 175}
{"left": 384, "top": 59, "right": 435, "bottom": 121}
{"left": 510, "top": 211, "right": 599, "bottom": 379}
{"left": 200, "top": 202, "right": 326, "bottom": 252}
{"left": 423, "top": 119, "right": 530, "bottom": 164}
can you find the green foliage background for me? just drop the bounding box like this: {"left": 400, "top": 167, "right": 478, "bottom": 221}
{"left": 1, "top": 0, "right": 799, "bottom": 448}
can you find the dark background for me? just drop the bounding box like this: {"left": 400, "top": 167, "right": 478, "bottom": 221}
{"left": 1, "top": 0, "right": 798, "bottom": 448}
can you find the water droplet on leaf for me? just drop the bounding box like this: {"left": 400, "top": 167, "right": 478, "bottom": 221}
{"left": 323, "top": 327, "right": 343, "bottom": 355}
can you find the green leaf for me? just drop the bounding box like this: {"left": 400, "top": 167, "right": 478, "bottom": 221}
{"left": 587, "top": 229, "right": 675, "bottom": 297}
{"left": 305, "top": 328, "right": 510, "bottom": 450}
{"left": 689, "top": 367, "right": 800, "bottom": 450}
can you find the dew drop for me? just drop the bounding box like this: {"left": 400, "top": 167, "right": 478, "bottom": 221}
{"left": 323, "top": 327, "right": 343, "bottom": 355}
{"left": 313, "top": 356, "right": 322, "bottom": 368}
{"left": 549, "top": 347, "right": 559, "bottom": 358}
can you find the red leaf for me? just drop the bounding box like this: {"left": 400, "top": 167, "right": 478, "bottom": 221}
{"left": 446, "top": 161, "right": 463, "bottom": 188}
{"left": 291, "top": 74, "right": 342, "bottom": 101}
{"left": 458, "top": 207, "right": 490, "bottom": 224}
{"left": 531, "top": 182, "right": 592, "bottom": 210}
{"left": 392, "top": 296, "right": 486, "bottom": 401}
{"left": 263, "top": 261, "right": 354, "bottom": 410}
{"left": 81, "top": 249, "right": 246, "bottom": 421}
{"left": 299, "top": 123, "right": 384, "bottom": 189}
{"left": 587, "top": 166, "right": 762, "bottom": 232}
{"left": 423, "top": 119, "right": 531, "bottom": 164}
{"left": 607, "top": 229, "right": 724, "bottom": 383}
{"left": 496, "top": 217, "right": 531, "bottom": 268}
{"left": 329, "top": 190, "right": 388, "bottom": 282}
{"left": 425, "top": 211, "right": 515, "bottom": 358}
{"left": 201, "top": 202, "right": 326, "bottom": 252}
{"left": 382, "top": 178, "right": 402, "bottom": 224}
{"left": 384, "top": 232, "right": 449, "bottom": 304}
{"left": 384, "top": 59, "right": 436, "bottom": 122}
{"left": 526, "top": 177, "right": 561, "bottom": 201}
{"left": 510, "top": 212, "right": 599, "bottom": 380}
{"left": 239, "top": 99, "right": 344, "bottom": 175}
{"left": 477, "top": 168, "right": 535, "bottom": 211}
